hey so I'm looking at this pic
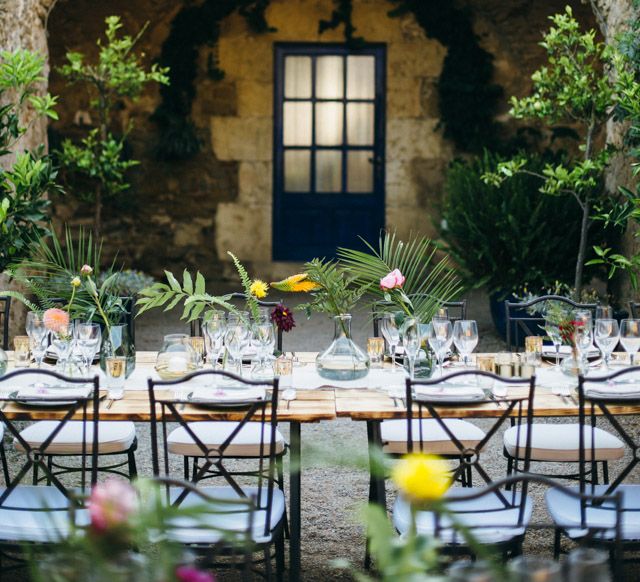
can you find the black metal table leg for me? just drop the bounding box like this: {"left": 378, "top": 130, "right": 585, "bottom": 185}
{"left": 290, "top": 421, "right": 302, "bottom": 580}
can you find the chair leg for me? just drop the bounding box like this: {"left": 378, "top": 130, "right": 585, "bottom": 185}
{"left": 47, "top": 456, "right": 53, "bottom": 485}
{"left": 553, "top": 529, "right": 561, "bottom": 560}
{"left": 32, "top": 455, "right": 39, "bottom": 485}
{"left": 183, "top": 456, "right": 190, "bottom": 480}
{"left": 276, "top": 456, "right": 290, "bottom": 540}
{"left": 275, "top": 530, "right": 286, "bottom": 581}
{"left": 0, "top": 442, "right": 9, "bottom": 485}
{"left": 127, "top": 449, "right": 138, "bottom": 479}
{"left": 263, "top": 547, "right": 273, "bottom": 581}
{"left": 602, "top": 461, "right": 609, "bottom": 484}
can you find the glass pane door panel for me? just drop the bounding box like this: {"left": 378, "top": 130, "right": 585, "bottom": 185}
{"left": 346, "top": 103, "right": 374, "bottom": 145}
{"left": 347, "top": 151, "right": 374, "bottom": 193}
{"left": 283, "top": 102, "right": 312, "bottom": 146}
{"left": 284, "top": 56, "right": 312, "bottom": 98}
{"left": 316, "top": 150, "right": 342, "bottom": 192}
{"left": 316, "top": 56, "right": 344, "bottom": 99}
{"left": 284, "top": 150, "right": 311, "bottom": 192}
{"left": 347, "top": 56, "right": 375, "bottom": 99}
{"left": 315, "top": 102, "right": 344, "bottom": 146}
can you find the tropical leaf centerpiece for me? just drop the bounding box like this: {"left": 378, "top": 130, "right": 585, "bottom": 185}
{"left": 337, "top": 231, "right": 462, "bottom": 323}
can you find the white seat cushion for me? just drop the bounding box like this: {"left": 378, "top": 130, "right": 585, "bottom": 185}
{"left": 503, "top": 423, "right": 624, "bottom": 462}
{"left": 546, "top": 484, "right": 640, "bottom": 540}
{"left": 168, "top": 422, "right": 286, "bottom": 457}
{"left": 393, "top": 487, "right": 532, "bottom": 544}
{"left": 167, "top": 485, "right": 285, "bottom": 545}
{"left": 15, "top": 421, "right": 136, "bottom": 455}
{"left": 0, "top": 485, "right": 89, "bottom": 543}
{"left": 381, "top": 419, "right": 485, "bottom": 455}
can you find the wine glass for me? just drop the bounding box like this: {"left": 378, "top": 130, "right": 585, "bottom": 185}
{"left": 596, "top": 305, "right": 613, "bottom": 320}
{"left": 594, "top": 318, "right": 619, "bottom": 370}
{"left": 74, "top": 323, "right": 102, "bottom": 375}
{"left": 573, "top": 310, "right": 593, "bottom": 363}
{"left": 401, "top": 317, "right": 420, "bottom": 379}
{"left": 252, "top": 321, "right": 275, "bottom": 379}
{"left": 427, "top": 318, "right": 453, "bottom": 377}
{"left": 620, "top": 319, "right": 640, "bottom": 365}
{"left": 51, "top": 321, "right": 74, "bottom": 371}
{"left": 380, "top": 313, "right": 401, "bottom": 368}
{"left": 224, "top": 321, "right": 251, "bottom": 376}
{"left": 25, "top": 311, "right": 48, "bottom": 368}
{"left": 202, "top": 313, "right": 226, "bottom": 369}
{"left": 543, "top": 312, "right": 563, "bottom": 369}
{"left": 453, "top": 320, "right": 478, "bottom": 367}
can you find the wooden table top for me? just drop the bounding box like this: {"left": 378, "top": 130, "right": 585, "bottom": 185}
{"left": 3, "top": 351, "right": 640, "bottom": 422}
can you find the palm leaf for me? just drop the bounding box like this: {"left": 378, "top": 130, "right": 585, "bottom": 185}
{"left": 337, "top": 231, "right": 462, "bottom": 322}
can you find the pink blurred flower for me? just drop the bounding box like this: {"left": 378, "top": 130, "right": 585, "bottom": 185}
{"left": 175, "top": 566, "right": 216, "bottom": 582}
{"left": 80, "top": 264, "right": 93, "bottom": 276}
{"left": 43, "top": 308, "right": 70, "bottom": 334}
{"left": 380, "top": 269, "right": 405, "bottom": 291}
{"left": 88, "top": 478, "right": 138, "bottom": 533}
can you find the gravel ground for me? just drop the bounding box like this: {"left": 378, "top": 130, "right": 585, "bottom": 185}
{"left": 8, "top": 288, "right": 640, "bottom": 580}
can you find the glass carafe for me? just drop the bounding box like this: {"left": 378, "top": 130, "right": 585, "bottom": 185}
{"left": 100, "top": 324, "right": 136, "bottom": 378}
{"left": 155, "top": 333, "right": 198, "bottom": 379}
{"left": 316, "top": 314, "right": 370, "bottom": 381}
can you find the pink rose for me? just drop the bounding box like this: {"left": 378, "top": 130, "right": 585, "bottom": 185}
{"left": 176, "top": 566, "right": 216, "bottom": 582}
{"left": 88, "top": 478, "right": 138, "bottom": 533}
{"left": 80, "top": 264, "right": 93, "bottom": 276}
{"left": 380, "top": 269, "right": 405, "bottom": 291}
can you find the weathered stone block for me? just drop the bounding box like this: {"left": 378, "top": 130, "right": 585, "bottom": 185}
{"left": 218, "top": 37, "right": 273, "bottom": 82}
{"left": 352, "top": 0, "right": 405, "bottom": 42}
{"left": 386, "top": 119, "right": 443, "bottom": 161}
{"left": 386, "top": 206, "right": 438, "bottom": 241}
{"left": 237, "top": 80, "right": 273, "bottom": 117}
{"left": 239, "top": 161, "right": 273, "bottom": 205}
{"left": 216, "top": 203, "right": 272, "bottom": 261}
{"left": 388, "top": 82, "right": 422, "bottom": 118}
{"left": 388, "top": 42, "right": 446, "bottom": 78}
{"left": 211, "top": 117, "right": 273, "bottom": 161}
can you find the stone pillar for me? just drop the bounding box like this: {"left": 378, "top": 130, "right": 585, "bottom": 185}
{"left": 0, "top": 0, "right": 55, "bottom": 342}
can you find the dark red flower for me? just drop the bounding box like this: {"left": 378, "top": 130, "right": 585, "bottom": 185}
{"left": 175, "top": 566, "right": 215, "bottom": 582}
{"left": 271, "top": 303, "right": 295, "bottom": 332}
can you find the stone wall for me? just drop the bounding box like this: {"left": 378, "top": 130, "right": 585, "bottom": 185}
{"left": 47, "top": 0, "right": 596, "bottom": 280}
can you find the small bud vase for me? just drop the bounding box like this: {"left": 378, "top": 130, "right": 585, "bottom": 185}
{"left": 316, "top": 314, "right": 370, "bottom": 381}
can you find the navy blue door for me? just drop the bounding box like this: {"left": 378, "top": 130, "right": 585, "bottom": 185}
{"left": 273, "top": 43, "right": 386, "bottom": 261}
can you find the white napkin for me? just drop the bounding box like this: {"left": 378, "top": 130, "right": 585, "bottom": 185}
{"left": 188, "top": 386, "right": 265, "bottom": 403}
{"left": 542, "top": 345, "right": 599, "bottom": 357}
{"left": 12, "top": 385, "right": 92, "bottom": 400}
{"left": 291, "top": 367, "right": 407, "bottom": 390}
{"left": 414, "top": 383, "right": 484, "bottom": 400}
{"left": 583, "top": 381, "right": 640, "bottom": 399}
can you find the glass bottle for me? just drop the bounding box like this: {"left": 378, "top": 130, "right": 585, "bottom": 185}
{"left": 316, "top": 314, "right": 370, "bottom": 381}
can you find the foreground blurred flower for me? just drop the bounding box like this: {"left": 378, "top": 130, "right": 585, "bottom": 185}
{"left": 43, "top": 308, "right": 70, "bottom": 334}
{"left": 250, "top": 279, "right": 269, "bottom": 299}
{"left": 392, "top": 453, "right": 450, "bottom": 503}
{"left": 71, "top": 276, "right": 81, "bottom": 288}
{"left": 271, "top": 273, "right": 321, "bottom": 292}
{"left": 271, "top": 303, "right": 295, "bottom": 332}
{"left": 81, "top": 264, "right": 93, "bottom": 276}
{"left": 88, "top": 478, "right": 138, "bottom": 533}
{"left": 175, "top": 566, "right": 216, "bottom": 582}
{"left": 380, "top": 268, "right": 405, "bottom": 291}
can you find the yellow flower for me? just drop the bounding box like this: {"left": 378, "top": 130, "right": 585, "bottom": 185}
{"left": 71, "top": 277, "right": 82, "bottom": 288}
{"left": 392, "top": 453, "right": 450, "bottom": 503}
{"left": 250, "top": 279, "right": 269, "bottom": 299}
{"left": 271, "top": 273, "right": 321, "bottom": 292}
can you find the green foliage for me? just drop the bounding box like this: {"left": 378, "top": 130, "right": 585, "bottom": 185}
{"left": 441, "top": 151, "right": 610, "bottom": 294}
{"left": 337, "top": 231, "right": 461, "bottom": 322}
{"left": 0, "top": 50, "right": 61, "bottom": 272}
{"left": 97, "top": 269, "right": 155, "bottom": 296}
{"left": 228, "top": 251, "right": 260, "bottom": 321}
{"left": 298, "top": 258, "right": 369, "bottom": 318}
{"left": 57, "top": 16, "right": 169, "bottom": 234}
{"left": 136, "top": 269, "right": 237, "bottom": 323}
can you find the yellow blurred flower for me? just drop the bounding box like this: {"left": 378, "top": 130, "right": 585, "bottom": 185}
{"left": 271, "top": 273, "right": 321, "bottom": 292}
{"left": 250, "top": 279, "right": 269, "bottom": 299}
{"left": 392, "top": 453, "right": 450, "bottom": 503}
{"left": 71, "top": 277, "right": 82, "bottom": 288}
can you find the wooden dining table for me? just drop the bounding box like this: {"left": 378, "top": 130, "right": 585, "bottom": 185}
{"left": 4, "top": 351, "right": 640, "bottom": 581}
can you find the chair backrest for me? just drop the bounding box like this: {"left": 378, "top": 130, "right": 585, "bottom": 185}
{"left": 629, "top": 301, "right": 640, "bottom": 319}
{"left": 372, "top": 297, "right": 468, "bottom": 337}
{"left": 148, "top": 369, "right": 280, "bottom": 540}
{"left": 407, "top": 370, "right": 535, "bottom": 517}
{"left": 191, "top": 292, "right": 284, "bottom": 352}
{"left": 0, "top": 369, "right": 100, "bottom": 499}
{"left": 505, "top": 295, "right": 597, "bottom": 351}
{"left": 0, "top": 295, "right": 10, "bottom": 351}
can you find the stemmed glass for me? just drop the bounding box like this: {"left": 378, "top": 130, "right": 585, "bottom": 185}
{"left": 453, "top": 320, "right": 478, "bottom": 367}
{"left": 380, "top": 313, "right": 401, "bottom": 368}
{"left": 543, "top": 315, "right": 563, "bottom": 369}
{"left": 427, "top": 318, "right": 453, "bottom": 377}
{"left": 25, "top": 312, "right": 48, "bottom": 368}
{"left": 202, "top": 313, "right": 226, "bottom": 369}
{"left": 574, "top": 310, "right": 593, "bottom": 364}
{"left": 401, "top": 317, "right": 420, "bottom": 380}
{"left": 51, "top": 322, "right": 74, "bottom": 372}
{"left": 251, "top": 320, "right": 275, "bottom": 379}
{"left": 594, "top": 319, "right": 619, "bottom": 370}
{"left": 224, "top": 319, "right": 251, "bottom": 377}
{"left": 74, "top": 322, "right": 102, "bottom": 375}
{"left": 620, "top": 319, "right": 640, "bottom": 365}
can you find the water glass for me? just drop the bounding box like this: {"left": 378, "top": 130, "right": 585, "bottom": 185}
{"left": 13, "top": 336, "right": 30, "bottom": 367}
{"left": 476, "top": 355, "right": 495, "bottom": 392}
{"left": 105, "top": 356, "right": 126, "bottom": 399}
{"left": 379, "top": 313, "right": 401, "bottom": 368}
{"left": 224, "top": 321, "right": 251, "bottom": 376}
{"left": 508, "top": 556, "right": 562, "bottom": 582}
{"left": 367, "top": 337, "right": 385, "bottom": 368}
{"left": 401, "top": 317, "right": 421, "bottom": 379}
{"left": 620, "top": 318, "right": 640, "bottom": 365}
{"left": 452, "top": 320, "right": 478, "bottom": 366}
{"left": 251, "top": 322, "right": 275, "bottom": 379}
{"left": 427, "top": 318, "right": 453, "bottom": 377}
{"left": 594, "top": 318, "right": 619, "bottom": 370}
{"left": 74, "top": 323, "right": 102, "bottom": 375}
{"left": 596, "top": 305, "right": 613, "bottom": 320}
{"left": 274, "top": 356, "right": 293, "bottom": 389}
{"left": 189, "top": 336, "right": 206, "bottom": 368}
{"left": 202, "top": 313, "right": 226, "bottom": 369}
{"left": 525, "top": 336, "right": 543, "bottom": 364}
{"left": 567, "top": 547, "right": 611, "bottom": 582}
{"left": 26, "top": 312, "right": 48, "bottom": 368}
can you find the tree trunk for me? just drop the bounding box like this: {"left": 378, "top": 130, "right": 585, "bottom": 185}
{"left": 575, "top": 203, "right": 591, "bottom": 297}
{"left": 94, "top": 184, "right": 102, "bottom": 240}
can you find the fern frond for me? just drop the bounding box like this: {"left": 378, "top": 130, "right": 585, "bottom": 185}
{"left": 227, "top": 251, "right": 260, "bottom": 321}
{"left": 0, "top": 290, "right": 39, "bottom": 312}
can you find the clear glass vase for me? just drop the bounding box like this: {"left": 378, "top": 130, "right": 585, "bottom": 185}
{"left": 316, "top": 314, "right": 370, "bottom": 381}
{"left": 100, "top": 324, "right": 136, "bottom": 378}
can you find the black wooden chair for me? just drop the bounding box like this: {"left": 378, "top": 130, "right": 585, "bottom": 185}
{"left": 628, "top": 301, "right": 640, "bottom": 319}
{"left": 148, "top": 369, "right": 286, "bottom": 580}
{"left": 0, "top": 295, "right": 10, "bottom": 351}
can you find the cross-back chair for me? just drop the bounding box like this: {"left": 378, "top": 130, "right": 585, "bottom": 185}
{"left": 0, "top": 369, "right": 99, "bottom": 571}
{"left": 0, "top": 295, "right": 10, "bottom": 351}
{"left": 545, "top": 367, "right": 640, "bottom": 571}
{"left": 148, "top": 369, "right": 286, "bottom": 580}
{"left": 392, "top": 370, "right": 536, "bottom": 559}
